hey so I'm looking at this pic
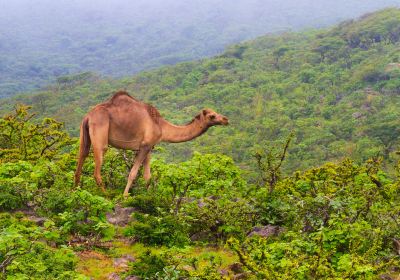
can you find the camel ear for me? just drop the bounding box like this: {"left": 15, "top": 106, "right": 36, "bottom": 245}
{"left": 202, "top": 109, "right": 208, "bottom": 116}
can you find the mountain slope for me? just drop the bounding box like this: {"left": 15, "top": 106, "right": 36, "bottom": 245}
{"left": 3, "top": 8, "right": 400, "bottom": 176}
{"left": 1, "top": 0, "right": 400, "bottom": 97}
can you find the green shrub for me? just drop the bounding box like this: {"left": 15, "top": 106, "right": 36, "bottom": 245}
{"left": 0, "top": 214, "right": 86, "bottom": 279}
{"left": 127, "top": 250, "right": 176, "bottom": 279}
{"left": 56, "top": 188, "right": 114, "bottom": 238}
{"left": 181, "top": 197, "right": 255, "bottom": 242}
{"left": 123, "top": 212, "right": 189, "bottom": 247}
{"left": 234, "top": 159, "right": 400, "bottom": 279}
{"left": 122, "top": 191, "right": 170, "bottom": 215}
{"left": 0, "top": 159, "right": 75, "bottom": 212}
{"left": 0, "top": 161, "right": 38, "bottom": 211}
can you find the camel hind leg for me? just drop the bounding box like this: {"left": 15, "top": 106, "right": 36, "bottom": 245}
{"left": 93, "top": 146, "right": 108, "bottom": 192}
{"left": 89, "top": 118, "right": 109, "bottom": 192}
{"left": 75, "top": 118, "right": 91, "bottom": 187}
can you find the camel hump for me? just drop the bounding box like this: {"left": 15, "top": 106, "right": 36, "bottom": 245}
{"left": 109, "top": 90, "right": 138, "bottom": 102}
{"left": 108, "top": 90, "right": 161, "bottom": 123}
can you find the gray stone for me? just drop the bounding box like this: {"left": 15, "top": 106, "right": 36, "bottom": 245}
{"left": 108, "top": 272, "right": 121, "bottom": 280}
{"left": 113, "top": 254, "right": 136, "bottom": 269}
{"left": 248, "top": 225, "right": 283, "bottom": 238}
{"left": 107, "top": 206, "right": 135, "bottom": 226}
{"left": 125, "top": 276, "right": 140, "bottom": 280}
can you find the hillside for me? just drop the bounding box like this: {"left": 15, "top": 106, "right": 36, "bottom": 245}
{"left": 1, "top": 9, "right": 400, "bottom": 280}
{"left": 1, "top": 0, "right": 400, "bottom": 97}
{"left": 3, "top": 8, "right": 400, "bottom": 176}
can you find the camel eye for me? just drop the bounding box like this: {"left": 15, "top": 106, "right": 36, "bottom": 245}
{"left": 210, "top": 115, "right": 216, "bottom": 120}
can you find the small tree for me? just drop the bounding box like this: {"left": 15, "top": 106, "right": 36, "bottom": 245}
{"left": 254, "top": 132, "right": 294, "bottom": 192}
{"left": 0, "top": 105, "right": 73, "bottom": 162}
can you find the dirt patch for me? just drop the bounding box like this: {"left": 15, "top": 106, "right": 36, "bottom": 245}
{"left": 77, "top": 251, "right": 117, "bottom": 280}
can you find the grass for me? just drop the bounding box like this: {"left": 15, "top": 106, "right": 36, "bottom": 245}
{"left": 76, "top": 240, "right": 238, "bottom": 279}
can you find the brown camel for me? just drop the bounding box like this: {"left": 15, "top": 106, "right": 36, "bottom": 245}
{"left": 74, "top": 90, "right": 229, "bottom": 197}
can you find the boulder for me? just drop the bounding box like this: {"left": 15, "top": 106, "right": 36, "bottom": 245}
{"left": 247, "top": 225, "right": 283, "bottom": 238}
{"left": 107, "top": 205, "right": 135, "bottom": 226}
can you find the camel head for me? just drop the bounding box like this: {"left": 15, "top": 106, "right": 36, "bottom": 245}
{"left": 200, "top": 109, "right": 229, "bottom": 126}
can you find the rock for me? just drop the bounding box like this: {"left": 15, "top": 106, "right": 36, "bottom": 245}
{"left": 108, "top": 272, "right": 121, "bottom": 280}
{"left": 233, "top": 273, "right": 248, "bottom": 280}
{"left": 190, "top": 231, "right": 212, "bottom": 242}
{"left": 197, "top": 199, "right": 205, "bottom": 208}
{"left": 107, "top": 206, "right": 135, "bottom": 226}
{"left": 379, "top": 274, "right": 393, "bottom": 280}
{"left": 393, "top": 238, "right": 400, "bottom": 255}
{"left": 27, "top": 216, "right": 47, "bottom": 226}
{"left": 248, "top": 225, "right": 283, "bottom": 238}
{"left": 385, "top": 63, "right": 400, "bottom": 72}
{"left": 218, "top": 269, "right": 229, "bottom": 276}
{"left": 125, "top": 276, "right": 140, "bottom": 280}
{"left": 352, "top": 112, "right": 362, "bottom": 119}
{"left": 228, "top": 262, "right": 243, "bottom": 273}
{"left": 113, "top": 254, "right": 136, "bottom": 269}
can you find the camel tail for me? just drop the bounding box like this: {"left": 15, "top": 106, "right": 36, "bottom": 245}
{"left": 74, "top": 117, "right": 91, "bottom": 186}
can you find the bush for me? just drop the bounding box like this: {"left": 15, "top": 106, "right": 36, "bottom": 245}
{"left": 55, "top": 189, "right": 114, "bottom": 239}
{"left": 126, "top": 249, "right": 226, "bottom": 280}
{"left": 127, "top": 250, "right": 173, "bottom": 279}
{"left": 123, "top": 212, "right": 189, "bottom": 247}
{"left": 0, "top": 161, "right": 39, "bottom": 211}
{"left": 150, "top": 153, "right": 247, "bottom": 200}
{"left": 0, "top": 213, "right": 86, "bottom": 279}
{"left": 235, "top": 159, "right": 400, "bottom": 279}
{"left": 181, "top": 197, "right": 255, "bottom": 243}
{"left": 0, "top": 158, "right": 75, "bottom": 212}
{"left": 122, "top": 191, "right": 170, "bottom": 216}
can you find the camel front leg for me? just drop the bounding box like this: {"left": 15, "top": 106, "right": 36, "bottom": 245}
{"left": 123, "top": 146, "right": 151, "bottom": 198}
{"left": 143, "top": 153, "right": 151, "bottom": 189}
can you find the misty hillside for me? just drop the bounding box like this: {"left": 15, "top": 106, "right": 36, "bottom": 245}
{"left": 4, "top": 8, "right": 400, "bottom": 176}
{"left": 1, "top": 0, "right": 400, "bottom": 97}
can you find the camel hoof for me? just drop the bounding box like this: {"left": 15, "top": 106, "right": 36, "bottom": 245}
{"left": 123, "top": 193, "right": 129, "bottom": 199}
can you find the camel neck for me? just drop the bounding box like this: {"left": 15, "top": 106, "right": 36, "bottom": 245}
{"left": 160, "top": 118, "right": 208, "bottom": 143}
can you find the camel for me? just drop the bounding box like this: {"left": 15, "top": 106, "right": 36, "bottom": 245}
{"left": 74, "top": 90, "right": 229, "bottom": 197}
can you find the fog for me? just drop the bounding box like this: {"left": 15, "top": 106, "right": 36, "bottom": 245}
{"left": 0, "top": 0, "right": 399, "bottom": 96}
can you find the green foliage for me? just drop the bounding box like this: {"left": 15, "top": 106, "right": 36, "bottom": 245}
{"left": 0, "top": 159, "right": 73, "bottom": 211}
{"left": 128, "top": 250, "right": 175, "bottom": 279}
{"left": 0, "top": 213, "right": 86, "bottom": 279}
{"left": 150, "top": 153, "right": 246, "bottom": 199}
{"left": 232, "top": 158, "right": 400, "bottom": 279}
{"left": 0, "top": 105, "right": 73, "bottom": 163}
{"left": 181, "top": 197, "right": 255, "bottom": 242}
{"left": 123, "top": 212, "right": 189, "bottom": 247}
{"left": 126, "top": 249, "right": 228, "bottom": 280}
{"left": 123, "top": 153, "right": 249, "bottom": 246}
{"left": 56, "top": 189, "right": 114, "bottom": 239}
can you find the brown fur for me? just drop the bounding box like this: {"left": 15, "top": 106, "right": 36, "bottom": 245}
{"left": 74, "top": 90, "right": 229, "bottom": 197}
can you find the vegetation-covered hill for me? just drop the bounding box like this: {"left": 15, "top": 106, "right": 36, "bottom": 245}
{"left": 0, "top": 94, "right": 399, "bottom": 279}
{"left": 1, "top": 0, "right": 399, "bottom": 97}
{"left": 4, "top": 8, "right": 400, "bottom": 177}
{"left": 1, "top": 9, "right": 400, "bottom": 280}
